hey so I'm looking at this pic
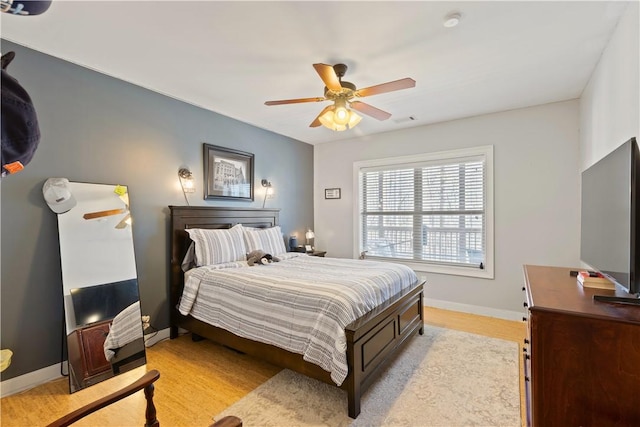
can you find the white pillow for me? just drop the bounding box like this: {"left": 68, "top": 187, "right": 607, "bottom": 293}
{"left": 242, "top": 225, "right": 287, "bottom": 256}
{"left": 186, "top": 224, "right": 246, "bottom": 266}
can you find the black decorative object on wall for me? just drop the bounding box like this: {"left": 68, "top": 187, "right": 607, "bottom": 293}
{"left": 325, "top": 188, "right": 341, "bottom": 199}
{"left": 203, "top": 143, "right": 254, "bottom": 201}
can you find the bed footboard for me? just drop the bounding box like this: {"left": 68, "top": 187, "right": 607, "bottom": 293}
{"left": 344, "top": 282, "right": 424, "bottom": 418}
{"left": 170, "top": 280, "right": 424, "bottom": 419}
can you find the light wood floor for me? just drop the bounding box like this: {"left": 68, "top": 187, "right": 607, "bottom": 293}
{"left": 1, "top": 307, "right": 526, "bottom": 427}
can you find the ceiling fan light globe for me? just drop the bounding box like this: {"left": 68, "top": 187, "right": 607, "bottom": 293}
{"left": 348, "top": 111, "right": 362, "bottom": 128}
{"left": 319, "top": 115, "right": 347, "bottom": 132}
{"left": 317, "top": 100, "right": 361, "bottom": 131}
{"left": 334, "top": 107, "right": 350, "bottom": 125}
{"left": 318, "top": 109, "right": 335, "bottom": 129}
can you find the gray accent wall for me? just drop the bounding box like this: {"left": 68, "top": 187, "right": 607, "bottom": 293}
{"left": 0, "top": 40, "right": 313, "bottom": 380}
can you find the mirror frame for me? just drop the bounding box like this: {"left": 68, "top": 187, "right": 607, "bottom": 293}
{"left": 56, "top": 182, "right": 146, "bottom": 393}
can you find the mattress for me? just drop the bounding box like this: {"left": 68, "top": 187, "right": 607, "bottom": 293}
{"left": 178, "top": 254, "right": 418, "bottom": 385}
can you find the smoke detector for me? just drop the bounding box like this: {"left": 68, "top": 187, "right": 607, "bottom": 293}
{"left": 444, "top": 12, "right": 461, "bottom": 28}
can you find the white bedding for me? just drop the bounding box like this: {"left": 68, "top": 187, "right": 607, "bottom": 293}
{"left": 178, "top": 254, "right": 419, "bottom": 385}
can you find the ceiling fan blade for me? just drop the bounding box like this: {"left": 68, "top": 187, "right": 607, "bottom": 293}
{"left": 350, "top": 101, "right": 392, "bottom": 121}
{"left": 354, "top": 78, "right": 416, "bottom": 98}
{"left": 83, "top": 208, "right": 127, "bottom": 220}
{"left": 313, "top": 63, "right": 342, "bottom": 91}
{"left": 265, "top": 97, "right": 325, "bottom": 106}
{"left": 115, "top": 213, "right": 131, "bottom": 229}
{"left": 309, "top": 105, "right": 334, "bottom": 127}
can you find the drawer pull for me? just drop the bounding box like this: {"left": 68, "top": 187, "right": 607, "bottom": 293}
{"left": 522, "top": 286, "right": 526, "bottom": 291}
{"left": 524, "top": 339, "right": 530, "bottom": 344}
{"left": 523, "top": 302, "right": 528, "bottom": 308}
{"left": 522, "top": 317, "right": 527, "bottom": 322}
{"left": 524, "top": 376, "right": 530, "bottom": 382}
{"left": 525, "top": 354, "right": 530, "bottom": 360}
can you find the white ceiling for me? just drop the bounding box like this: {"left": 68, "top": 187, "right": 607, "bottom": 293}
{"left": 0, "top": 1, "right": 629, "bottom": 145}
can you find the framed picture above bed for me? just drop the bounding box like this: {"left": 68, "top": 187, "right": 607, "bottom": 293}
{"left": 203, "top": 143, "right": 254, "bottom": 201}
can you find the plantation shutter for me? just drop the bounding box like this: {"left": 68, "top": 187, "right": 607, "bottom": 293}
{"left": 359, "top": 154, "right": 486, "bottom": 269}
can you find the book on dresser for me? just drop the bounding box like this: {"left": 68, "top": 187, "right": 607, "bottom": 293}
{"left": 576, "top": 270, "right": 616, "bottom": 289}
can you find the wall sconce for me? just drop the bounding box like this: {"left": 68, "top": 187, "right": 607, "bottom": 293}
{"left": 261, "top": 179, "right": 273, "bottom": 208}
{"left": 178, "top": 168, "right": 195, "bottom": 205}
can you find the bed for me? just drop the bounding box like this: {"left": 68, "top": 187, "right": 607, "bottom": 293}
{"left": 169, "top": 206, "right": 424, "bottom": 418}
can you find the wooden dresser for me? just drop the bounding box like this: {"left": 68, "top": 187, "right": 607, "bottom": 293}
{"left": 522, "top": 265, "right": 640, "bottom": 427}
{"left": 68, "top": 319, "right": 112, "bottom": 387}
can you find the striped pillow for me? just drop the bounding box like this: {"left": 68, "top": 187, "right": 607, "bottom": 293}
{"left": 243, "top": 225, "right": 287, "bottom": 256}
{"left": 186, "top": 224, "right": 246, "bottom": 266}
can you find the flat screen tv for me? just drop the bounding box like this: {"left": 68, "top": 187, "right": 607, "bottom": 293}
{"left": 70, "top": 279, "right": 139, "bottom": 327}
{"left": 580, "top": 136, "right": 639, "bottom": 304}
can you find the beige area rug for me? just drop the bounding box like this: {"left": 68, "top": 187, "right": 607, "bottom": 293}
{"left": 214, "top": 326, "right": 520, "bottom": 427}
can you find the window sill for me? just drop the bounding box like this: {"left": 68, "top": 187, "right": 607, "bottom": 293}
{"left": 364, "top": 258, "right": 494, "bottom": 279}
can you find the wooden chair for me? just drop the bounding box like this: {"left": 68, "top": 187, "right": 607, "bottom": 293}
{"left": 46, "top": 370, "right": 242, "bottom": 427}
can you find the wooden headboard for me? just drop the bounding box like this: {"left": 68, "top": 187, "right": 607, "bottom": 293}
{"left": 168, "top": 206, "right": 280, "bottom": 329}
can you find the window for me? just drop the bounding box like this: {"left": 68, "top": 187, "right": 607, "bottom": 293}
{"left": 354, "top": 146, "right": 493, "bottom": 279}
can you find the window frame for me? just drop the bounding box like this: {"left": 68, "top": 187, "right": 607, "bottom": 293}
{"left": 353, "top": 145, "right": 494, "bottom": 279}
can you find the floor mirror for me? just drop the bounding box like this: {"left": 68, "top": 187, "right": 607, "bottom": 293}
{"left": 56, "top": 182, "right": 146, "bottom": 393}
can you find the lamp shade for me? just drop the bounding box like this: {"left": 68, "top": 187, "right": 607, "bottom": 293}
{"left": 182, "top": 178, "right": 195, "bottom": 193}
{"left": 178, "top": 168, "right": 195, "bottom": 193}
{"left": 305, "top": 229, "right": 315, "bottom": 240}
{"left": 333, "top": 99, "right": 350, "bottom": 126}
{"left": 318, "top": 101, "right": 362, "bottom": 132}
{"left": 348, "top": 110, "right": 362, "bottom": 128}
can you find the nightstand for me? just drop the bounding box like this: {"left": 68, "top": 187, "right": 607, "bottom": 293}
{"left": 67, "top": 320, "right": 112, "bottom": 388}
{"left": 291, "top": 247, "right": 326, "bottom": 257}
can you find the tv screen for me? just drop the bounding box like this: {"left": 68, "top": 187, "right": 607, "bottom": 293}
{"left": 580, "top": 137, "right": 639, "bottom": 296}
{"left": 70, "top": 279, "right": 139, "bottom": 327}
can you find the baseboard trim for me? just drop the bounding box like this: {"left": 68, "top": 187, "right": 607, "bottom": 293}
{"left": 425, "top": 298, "right": 523, "bottom": 321}
{"left": 1, "top": 328, "right": 172, "bottom": 398}
{"left": 144, "top": 327, "right": 171, "bottom": 347}
{"left": 1, "top": 363, "right": 63, "bottom": 398}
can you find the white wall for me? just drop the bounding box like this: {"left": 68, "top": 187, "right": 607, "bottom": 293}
{"left": 580, "top": 1, "right": 639, "bottom": 168}
{"left": 314, "top": 100, "right": 581, "bottom": 318}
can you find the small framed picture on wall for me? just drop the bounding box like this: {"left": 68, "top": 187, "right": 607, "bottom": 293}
{"left": 324, "top": 188, "right": 341, "bottom": 199}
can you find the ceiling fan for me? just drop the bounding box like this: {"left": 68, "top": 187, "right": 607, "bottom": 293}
{"left": 264, "top": 63, "right": 416, "bottom": 131}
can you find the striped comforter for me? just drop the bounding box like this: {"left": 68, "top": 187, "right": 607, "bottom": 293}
{"left": 103, "top": 301, "right": 143, "bottom": 361}
{"left": 178, "top": 254, "right": 418, "bottom": 385}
